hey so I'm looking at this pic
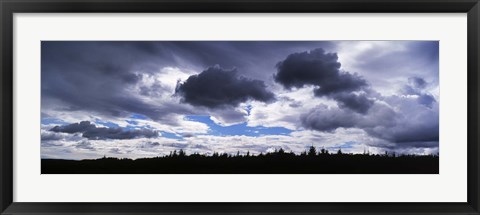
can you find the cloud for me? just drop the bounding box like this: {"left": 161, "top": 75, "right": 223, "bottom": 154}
{"left": 41, "top": 42, "right": 202, "bottom": 126}
{"left": 274, "top": 48, "right": 373, "bottom": 113}
{"left": 50, "top": 121, "right": 159, "bottom": 140}
{"left": 41, "top": 41, "right": 439, "bottom": 158}
{"left": 50, "top": 121, "right": 95, "bottom": 133}
{"left": 417, "top": 94, "right": 436, "bottom": 108}
{"left": 109, "top": 148, "right": 123, "bottom": 154}
{"left": 301, "top": 105, "right": 359, "bottom": 132}
{"left": 409, "top": 77, "right": 427, "bottom": 89}
{"left": 41, "top": 128, "right": 87, "bottom": 150}
{"left": 175, "top": 66, "right": 275, "bottom": 108}
{"left": 301, "top": 98, "right": 438, "bottom": 148}
{"left": 83, "top": 127, "right": 158, "bottom": 140}
{"left": 41, "top": 131, "right": 67, "bottom": 141}
{"left": 163, "top": 143, "right": 189, "bottom": 149}
{"left": 365, "top": 95, "right": 439, "bottom": 144}
{"left": 331, "top": 92, "right": 374, "bottom": 114}
{"left": 141, "top": 41, "right": 336, "bottom": 82}
{"left": 75, "top": 140, "right": 96, "bottom": 151}
{"left": 275, "top": 48, "right": 367, "bottom": 93}
{"left": 41, "top": 142, "right": 64, "bottom": 147}
{"left": 247, "top": 86, "right": 322, "bottom": 130}
{"left": 41, "top": 42, "right": 334, "bottom": 129}
{"left": 137, "top": 141, "right": 161, "bottom": 149}
{"left": 401, "top": 76, "right": 437, "bottom": 108}
{"left": 209, "top": 107, "right": 249, "bottom": 126}
{"left": 335, "top": 41, "right": 439, "bottom": 97}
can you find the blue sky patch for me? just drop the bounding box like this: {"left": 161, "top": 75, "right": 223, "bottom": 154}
{"left": 131, "top": 114, "right": 149, "bottom": 120}
{"left": 185, "top": 115, "right": 292, "bottom": 137}
{"left": 95, "top": 119, "right": 120, "bottom": 128}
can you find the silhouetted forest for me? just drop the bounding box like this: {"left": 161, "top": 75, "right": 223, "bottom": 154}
{"left": 41, "top": 147, "right": 439, "bottom": 174}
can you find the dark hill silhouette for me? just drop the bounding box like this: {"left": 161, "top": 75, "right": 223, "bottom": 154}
{"left": 41, "top": 147, "right": 439, "bottom": 174}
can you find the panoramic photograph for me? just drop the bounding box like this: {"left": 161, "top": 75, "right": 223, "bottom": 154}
{"left": 41, "top": 41, "right": 439, "bottom": 174}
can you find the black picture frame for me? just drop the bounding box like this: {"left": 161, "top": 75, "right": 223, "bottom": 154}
{"left": 1, "top": 0, "right": 479, "bottom": 214}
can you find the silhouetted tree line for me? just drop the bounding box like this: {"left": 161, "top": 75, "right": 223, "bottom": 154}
{"left": 42, "top": 146, "right": 439, "bottom": 174}
{"left": 148, "top": 146, "right": 436, "bottom": 158}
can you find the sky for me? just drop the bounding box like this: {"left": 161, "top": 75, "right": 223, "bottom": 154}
{"left": 41, "top": 41, "right": 439, "bottom": 159}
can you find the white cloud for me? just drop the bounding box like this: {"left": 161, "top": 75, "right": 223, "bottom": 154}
{"left": 209, "top": 106, "right": 248, "bottom": 126}
{"left": 247, "top": 86, "right": 331, "bottom": 130}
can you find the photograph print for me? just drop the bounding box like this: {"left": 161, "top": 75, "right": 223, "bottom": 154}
{"left": 41, "top": 41, "right": 439, "bottom": 174}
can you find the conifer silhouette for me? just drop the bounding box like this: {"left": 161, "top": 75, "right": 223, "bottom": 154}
{"left": 41, "top": 148, "right": 439, "bottom": 174}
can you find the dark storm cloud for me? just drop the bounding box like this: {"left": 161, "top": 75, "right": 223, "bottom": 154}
{"left": 409, "top": 41, "right": 440, "bottom": 65}
{"left": 41, "top": 131, "right": 66, "bottom": 141}
{"left": 274, "top": 48, "right": 373, "bottom": 113}
{"left": 418, "top": 94, "right": 436, "bottom": 108}
{"left": 364, "top": 122, "right": 439, "bottom": 144}
{"left": 175, "top": 66, "right": 275, "bottom": 108}
{"left": 42, "top": 42, "right": 335, "bottom": 124}
{"left": 409, "top": 77, "right": 427, "bottom": 89}
{"left": 275, "top": 48, "right": 339, "bottom": 88}
{"left": 82, "top": 127, "right": 158, "bottom": 140}
{"left": 363, "top": 95, "right": 439, "bottom": 145}
{"left": 301, "top": 105, "right": 357, "bottom": 132}
{"left": 402, "top": 76, "right": 437, "bottom": 108}
{"left": 41, "top": 129, "right": 85, "bottom": 143}
{"left": 50, "top": 121, "right": 95, "bottom": 133}
{"left": 41, "top": 42, "right": 197, "bottom": 124}
{"left": 157, "top": 41, "right": 336, "bottom": 81}
{"left": 275, "top": 48, "right": 367, "bottom": 92}
{"left": 50, "top": 121, "right": 159, "bottom": 140}
{"left": 301, "top": 99, "right": 438, "bottom": 148}
{"left": 331, "top": 93, "right": 374, "bottom": 114}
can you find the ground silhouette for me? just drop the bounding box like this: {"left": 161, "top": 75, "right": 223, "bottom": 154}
{"left": 41, "top": 147, "right": 439, "bottom": 174}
